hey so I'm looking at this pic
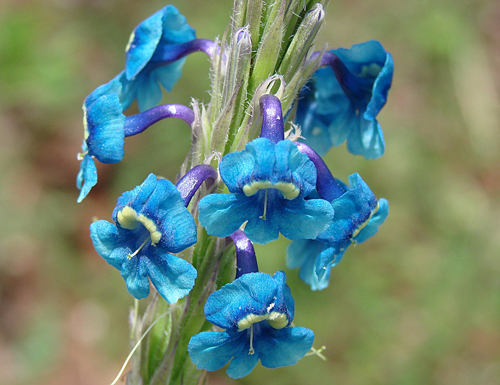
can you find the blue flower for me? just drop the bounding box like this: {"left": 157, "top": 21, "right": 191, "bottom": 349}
{"left": 198, "top": 138, "right": 334, "bottom": 244}
{"left": 188, "top": 271, "right": 314, "bottom": 378}
{"left": 122, "top": 5, "right": 196, "bottom": 111}
{"left": 77, "top": 79, "right": 126, "bottom": 202}
{"left": 296, "top": 41, "right": 394, "bottom": 159}
{"left": 89, "top": 173, "right": 197, "bottom": 303}
{"left": 287, "top": 173, "right": 389, "bottom": 290}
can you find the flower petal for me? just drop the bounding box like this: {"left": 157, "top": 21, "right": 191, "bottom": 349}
{"left": 242, "top": 196, "right": 281, "bottom": 244}
{"left": 146, "top": 253, "right": 197, "bottom": 303}
{"left": 278, "top": 198, "right": 334, "bottom": 241}
{"left": 85, "top": 94, "right": 126, "bottom": 163}
{"left": 155, "top": 60, "right": 188, "bottom": 92}
{"left": 287, "top": 239, "right": 334, "bottom": 290}
{"left": 317, "top": 173, "right": 378, "bottom": 243}
{"left": 161, "top": 5, "right": 196, "bottom": 43}
{"left": 226, "top": 339, "right": 260, "bottom": 379}
{"left": 188, "top": 330, "right": 245, "bottom": 372}
{"left": 256, "top": 324, "right": 314, "bottom": 369}
{"left": 271, "top": 271, "right": 294, "bottom": 323}
{"left": 346, "top": 117, "right": 385, "bottom": 159}
{"left": 275, "top": 140, "right": 316, "bottom": 197}
{"left": 135, "top": 70, "right": 164, "bottom": 112}
{"left": 125, "top": 8, "right": 164, "bottom": 80}
{"left": 314, "top": 243, "right": 345, "bottom": 281}
{"left": 76, "top": 154, "right": 97, "bottom": 203}
{"left": 204, "top": 272, "right": 277, "bottom": 330}
{"left": 84, "top": 75, "right": 123, "bottom": 110}
{"left": 354, "top": 197, "right": 389, "bottom": 243}
{"left": 198, "top": 193, "right": 256, "bottom": 238}
{"left": 219, "top": 146, "right": 260, "bottom": 193}
{"left": 138, "top": 178, "right": 198, "bottom": 252}
{"left": 90, "top": 220, "right": 125, "bottom": 267}
{"left": 365, "top": 52, "right": 394, "bottom": 120}
{"left": 121, "top": 256, "right": 150, "bottom": 299}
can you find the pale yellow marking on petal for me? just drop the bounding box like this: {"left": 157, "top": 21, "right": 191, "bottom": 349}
{"left": 117, "top": 206, "right": 162, "bottom": 245}
{"left": 117, "top": 206, "right": 139, "bottom": 230}
{"left": 360, "top": 63, "right": 382, "bottom": 78}
{"left": 352, "top": 201, "right": 380, "bottom": 238}
{"left": 237, "top": 314, "right": 269, "bottom": 330}
{"left": 137, "top": 214, "right": 162, "bottom": 244}
{"left": 312, "top": 127, "right": 323, "bottom": 137}
{"left": 125, "top": 31, "right": 136, "bottom": 53}
{"left": 237, "top": 309, "right": 289, "bottom": 331}
{"left": 242, "top": 180, "right": 300, "bottom": 200}
{"left": 267, "top": 312, "right": 288, "bottom": 329}
{"left": 82, "top": 104, "right": 89, "bottom": 140}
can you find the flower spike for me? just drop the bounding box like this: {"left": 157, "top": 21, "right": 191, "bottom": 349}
{"left": 296, "top": 41, "right": 394, "bottom": 158}
{"left": 188, "top": 271, "right": 314, "bottom": 378}
{"left": 175, "top": 164, "right": 218, "bottom": 206}
{"left": 89, "top": 174, "right": 197, "bottom": 302}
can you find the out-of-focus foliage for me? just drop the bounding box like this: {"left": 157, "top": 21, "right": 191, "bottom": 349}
{"left": 0, "top": 0, "right": 499, "bottom": 384}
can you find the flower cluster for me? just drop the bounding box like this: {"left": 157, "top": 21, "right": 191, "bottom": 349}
{"left": 78, "top": 2, "right": 393, "bottom": 382}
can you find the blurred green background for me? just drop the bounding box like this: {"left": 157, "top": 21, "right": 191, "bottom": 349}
{"left": 1, "top": 0, "right": 499, "bottom": 384}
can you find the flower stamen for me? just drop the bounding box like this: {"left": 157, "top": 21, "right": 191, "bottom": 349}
{"left": 248, "top": 325, "right": 255, "bottom": 355}
{"left": 260, "top": 189, "right": 268, "bottom": 220}
{"left": 128, "top": 236, "right": 151, "bottom": 259}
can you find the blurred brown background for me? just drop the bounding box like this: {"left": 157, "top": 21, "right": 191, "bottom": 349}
{"left": 1, "top": 0, "right": 499, "bottom": 384}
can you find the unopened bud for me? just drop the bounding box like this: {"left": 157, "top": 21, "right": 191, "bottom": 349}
{"left": 278, "top": 3, "right": 325, "bottom": 83}
{"left": 221, "top": 26, "right": 252, "bottom": 106}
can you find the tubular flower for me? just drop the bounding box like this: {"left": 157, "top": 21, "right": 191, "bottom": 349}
{"left": 89, "top": 173, "right": 197, "bottom": 303}
{"left": 198, "top": 137, "right": 334, "bottom": 244}
{"left": 287, "top": 173, "right": 389, "bottom": 290}
{"left": 122, "top": 5, "right": 196, "bottom": 111}
{"left": 188, "top": 271, "right": 314, "bottom": 379}
{"left": 77, "top": 75, "right": 195, "bottom": 202}
{"left": 77, "top": 79, "right": 126, "bottom": 202}
{"left": 296, "top": 40, "right": 394, "bottom": 158}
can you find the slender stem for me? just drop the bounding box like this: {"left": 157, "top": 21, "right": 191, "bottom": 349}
{"left": 111, "top": 311, "right": 170, "bottom": 385}
{"left": 175, "top": 164, "right": 218, "bottom": 206}
{"left": 123, "top": 104, "right": 195, "bottom": 137}
{"left": 130, "top": 298, "right": 140, "bottom": 339}
{"left": 259, "top": 94, "right": 285, "bottom": 143}
{"left": 295, "top": 142, "right": 345, "bottom": 201}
